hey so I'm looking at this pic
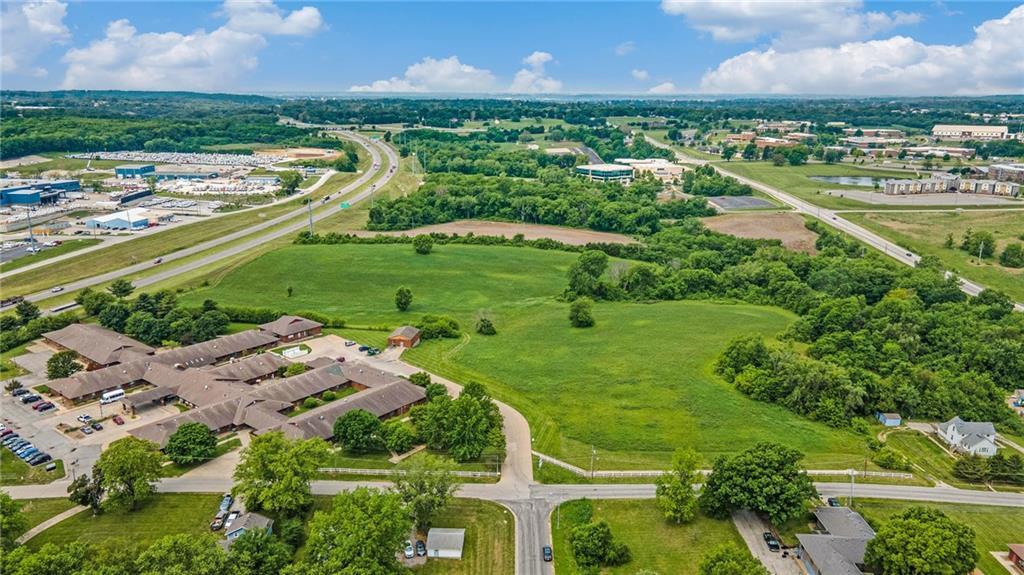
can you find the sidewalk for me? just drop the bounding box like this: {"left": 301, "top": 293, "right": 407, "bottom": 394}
{"left": 14, "top": 504, "right": 87, "bottom": 544}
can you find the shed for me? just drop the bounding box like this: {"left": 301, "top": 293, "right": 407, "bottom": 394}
{"left": 1008, "top": 544, "right": 1024, "bottom": 570}
{"left": 876, "top": 412, "right": 901, "bottom": 427}
{"left": 225, "top": 512, "right": 274, "bottom": 542}
{"left": 426, "top": 528, "right": 465, "bottom": 559}
{"left": 388, "top": 326, "right": 421, "bottom": 349}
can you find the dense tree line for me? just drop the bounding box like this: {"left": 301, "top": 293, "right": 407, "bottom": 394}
{"left": 76, "top": 288, "right": 230, "bottom": 347}
{"left": 681, "top": 165, "right": 753, "bottom": 196}
{"left": 394, "top": 129, "right": 578, "bottom": 177}
{"left": 367, "top": 172, "right": 713, "bottom": 235}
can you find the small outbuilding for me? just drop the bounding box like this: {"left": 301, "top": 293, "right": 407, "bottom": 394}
{"left": 388, "top": 326, "right": 421, "bottom": 349}
{"left": 426, "top": 528, "right": 465, "bottom": 559}
{"left": 876, "top": 412, "right": 902, "bottom": 427}
{"left": 225, "top": 512, "right": 274, "bottom": 543}
{"left": 1008, "top": 544, "right": 1024, "bottom": 571}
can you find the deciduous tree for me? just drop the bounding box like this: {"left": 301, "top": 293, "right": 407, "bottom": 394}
{"left": 96, "top": 436, "right": 163, "bottom": 511}
{"left": 395, "top": 286, "right": 413, "bottom": 311}
{"left": 46, "top": 350, "right": 82, "bottom": 379}
{"left": 698, "top": 544, "right": 769, "bottom": 575}
{"left": 233, "top": 432, "right": 330, "bottom": 516}
{"left": 865, "top": 506, "right": 977, "bottom": 575}
{"left": 108, "top": 279, "right": 135, "bottom": 299}
{"left": 164, "top": 422, "right": 217, "bottom": 466}
{"left": 655, "top": 448, "right": 700, "bottom": 523}
{"left": 0, "top": 491, "right": 26, "bottom": 549}
{"left": 227, "top": 529, "right": 293, "bottom": 575}
{"left": 136, "top": 534, "right": 226, "bottom": 575}
{"left": 569, "top": 298, "right": 595, "bottom": 328}
{"left": 393, "top": 454, "right": 457, "bottom": 530}
{"left": 301, "top": 488, "right": 411, "bottom": 575}
{"left": 332, "top": 409, "right": 382, "bottom": 452}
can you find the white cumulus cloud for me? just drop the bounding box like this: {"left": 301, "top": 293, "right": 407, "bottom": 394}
{"left": 699, "top": 4, "right": 1024, "bottom": 95}
{"left": 631, "top": 69, "right": 650, "bottom": 81}
{"left": 648, "top": 82, "right": 677, "bottom": 94}
{"left": 661, "top": 0, "right": 921, "bottom": 49}
{"left": 1, "top": 0, "right": 70, "bottom": 77}
{"left": 349, "top": 56, "right": 496, "bottom": 92}
{"left": 509, "top": 51, "right": 562, "bottom": 93}
{"left": 615, "top": 41, "right": 636, "bottom": 56}
{"left": 222, "top": 0, "right": 323, "bottom": 36}
{"left": 60, "top": 1, "right": 322, "bottom": 90}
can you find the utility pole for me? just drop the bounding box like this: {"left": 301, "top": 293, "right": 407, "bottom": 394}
{"left": 307, "top": 199, "right": 313, "bottom": 235}
{"left": 590, "top": 445, "right": 597, "bottom": 480}
{"left": 21, "top": 207, "right": 36, "bottom": 247}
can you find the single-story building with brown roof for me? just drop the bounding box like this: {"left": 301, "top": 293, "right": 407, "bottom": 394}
{"left": 43, "top": 323, "right": 154, "bottom": 370}
{"left": 388, "top": 326, "right": 421, "bottom": 348}
{"left": 208, "top": 353, "right": 291, "bottom": 384}
{"left": 259, "top": 315, "right": 323, "bottom": 343}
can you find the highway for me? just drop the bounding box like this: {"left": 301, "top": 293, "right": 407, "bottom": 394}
{"left": 644, "top": 135, "right": 1024, "bottom": 311}
{"left": 0, "top": 133, "right": 397, "bottom": 313}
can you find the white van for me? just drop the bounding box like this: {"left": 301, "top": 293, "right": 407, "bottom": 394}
{"left": 100, "top": 389, "right": 125, "bottom": 404}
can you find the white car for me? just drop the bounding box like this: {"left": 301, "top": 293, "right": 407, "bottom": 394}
{"left": 51, "top": 286, "right": 64, "bottom": 293}
{"left": 403, "top": 541, "right": 415, "bottom": 559}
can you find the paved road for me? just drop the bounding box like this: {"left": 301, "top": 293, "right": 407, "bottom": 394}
{"left": 643, "top": 135, "right": 1024, "bottom": 311}
{"left": 1, "top": 133, "right": 395, "bottom": 313}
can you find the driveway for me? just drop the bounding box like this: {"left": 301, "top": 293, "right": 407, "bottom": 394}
{"left": 732, "top": 509, "right": 803, "bottom": 575}
{"left": 12, "top": 347, "right": 53, "bottom": 377}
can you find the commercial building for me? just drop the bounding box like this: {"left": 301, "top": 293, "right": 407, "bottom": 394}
{"left": 842, "top": 128, "right": 904, "bottom": 138}
{"left": 115, "top": 164, "right": 156, "bottom": 179}
{"left": 43, "top": 323, "right": 155, "bottom": 371}
{"left": 901, "top": 146, "right": 976, "bottom": 159}
{"left": 842, "top": 136, "right": 907, "bottom": 149}
{"left": 797, "top": 507, "right": 875, "bottom": 575}
{"left": 613, "top": 158, "right": 685, "bottom": 182}
{"left": 154, "top": 169, "right": 219, "bottom": 181}
{"left": 755, "top": 120, "right": 809, "bottom": 134}
{"left": 932, "top": 124, "right": 1009, "bottom": 141}
{"left": 85, "top": 208, "right": 151, "bottom": 230}
{"left": 754, "top": 136, "right": 797, "bottom": 149}
{"left": 575, "top": 164, "right": 634, "bottom": 183}
{"left": 990, "top": 163, "right": 1024, "bottom": 183}
{"left": 0, "top": 179, "right": 80, "bottom": 207}
{"left": 785, "top": 132, "right": 818, "bottom": 143}
{"left": 245, "top": 175, "right": 281, "bottom": 185}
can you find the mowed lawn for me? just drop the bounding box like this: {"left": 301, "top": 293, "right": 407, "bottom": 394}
{"left": 551, "top": 499, "right": 747, "bottom": 575}
{"left": 28, "top": 493, "right": 221, "bottom": 549}
{"left": 846, "top": 210, "right": 1024, "bottom": 301}
{"left": 7, "top": 498, "right": 80, "bottom": 541}
{"left": 854, "top": 499, "right": 1024, "bottom": 575}
{"left": 182, "top": 243, "right": 871, "bottom": 470}
{"left": 414, "top": 499, "right": 514, "bottom": 575}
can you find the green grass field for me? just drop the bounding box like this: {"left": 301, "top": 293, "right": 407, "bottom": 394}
{"left": 28, "top": 493, "right": 221, "bottom": 549}
{"left": 0, "top": 449, "right": 65, "bottom": 485}
{"left": 7, "top": 498, "right": 79, "bottom": 541}
{"left": 717, "top": 162, "right": 919, "bottom": 210}
{"left": 886, "top": 430, "right": 1024, "bottom": 492}
{"left": 845, "top": 210, "right": 1024, "bottom": 301}
{"left": 854, "top": 499, "right": 1024, "bottom": 575}
{"left": 181, "top": 243, "right": 871, "bottom": 470}
{"left": 414, "top": 499, "right": 514, "bottom": 575}
{"left": 551, "top": 499, "right": 748, "bottom": 574}
{"left": 0, "top": 239, "right": 102, "bottom": 272}
{"left": 5, "top": 155, "right": 130, "bottom": 176}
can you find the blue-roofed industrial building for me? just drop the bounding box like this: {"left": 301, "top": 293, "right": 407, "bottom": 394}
{"left": 1, "top": 179, "right": 81, "bottom": 207}
{"left": 154, "top": 170, "right": 219, "bottom": 181}
{"left": 115, "top": 164, "right": 156, "bottom": 179}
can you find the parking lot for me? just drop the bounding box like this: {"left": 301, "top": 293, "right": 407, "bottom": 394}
{"left": 708, "top": 195, "right": 777, "bottom": 210}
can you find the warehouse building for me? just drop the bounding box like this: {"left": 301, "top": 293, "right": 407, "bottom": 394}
{"left": 0, "top": 179, "right": 80, "bottom": 207}
{"left": 575, "top": 164, "right": 634, "bottom": 183}
{"left": 85, "top": 208, "right": 151, "bottom": 230}
{"left": 115, "top": 164, "right": 156, "bottom": 179}
{"left": 931, "top": 124, "right": 1008, "bottom": 141}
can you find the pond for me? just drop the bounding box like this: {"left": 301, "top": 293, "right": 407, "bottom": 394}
{"left": 809, "top": 175, "right": 886, "bottom": 187}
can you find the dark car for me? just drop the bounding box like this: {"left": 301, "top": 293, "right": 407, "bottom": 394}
{"left": 210, "top": 510, "right": 227, "bottom": 531}
{"left": 3, "top": 437, "right": 23, "bottom": 448}
{"left": 20, "top": 394, "right": 41, "bottom": 404}
{"left": 91, "top": 421, "right": 103, "bottom": 431}
{"left": 33, "top": 401, "right": 54, "bottom": 411}
{"left": 763, "top": 532, "right": 781, "bottom": 552}
{"left": 28, "top": 453, "right": 50, "bottom": 466}
{"left": 0, "top": 429, "right": 14, "bottom": 438}
{"left": 827, "top": 497, "right": 841, "bottom": 507}
{"left": 11, "top": 388, "right": 29, "bottom": 397}
{"left": 415, "top": 540, "right": 426, "bottom": 557}
{"left": 112, "top": 415, "right": 125, "bottom": 425}
{"left": 357, "top": 345, "right": 369, "bottom": 352}
{"left": 344, "top": 341, "right": 357, "bottom": 347}
{"left": 37, "top": 403, "right": 56, "bottom": 413}
{"left": 542, "top": 546, "right": 553, "bottom": 562}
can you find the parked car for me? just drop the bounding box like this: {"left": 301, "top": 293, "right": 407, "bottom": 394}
{"left": 19, "top": 448, "right": 39, "bottom": 460}
{"left": 210, "top": 510, "right": 227, "bottom": 531}
{"left": 542, "top": 546, "right": 553, "bottom": 562}
{"left": 357, "top": 345, "right": 369, "bottom": 352}
{"left": 81, "top": 426, "right": 93, "bottom": 435}
{"left": 403, "top": 541, "right": 415, "bottom": 559}
{"left": 15, "top": 445, "right": 35, "bottom": 457}
{"left": 11, "top": 388, "right": 29, "bottom": 396}
{"left": 220, "top": 493, "right": 233, "bottom": 512}
{"left": 367, "top": 349, "right": 379, "bottom": 356}
{"left": 37, "top": 403, "right": 55, "bottom": 413}
{"left": 112, "top": 415, "right": 125, "bottom": 425}
{"left": 20, "top": 394, "right": 41, "bottom": 404}
{"left": 29, "top": 453, "right": 50, "bottom": 466}
{"left": 33, "top": 401, "right": 54, "bottom": 411}
{"left": 76, "top": 414, "right": 93, "bottom": 423}
{"left": 415, "top": 540, "right": 426, "bottom": 557}
{"left": 335, "top": 356, "right": 346, "bottom": 363}
{"left": 0, "top": 429, "right": 14, "bottom": 438}
{"left": 344, "top": 341, "right": 357, "bottom": 347}
{"left": 827, "top": 497, "right": 841, "bottom": 507}
{"left": 763, "top": 532, "right": 781, "bottom": 552}
{"left": 3, "top": 437, "right": 23, "bottom": 448}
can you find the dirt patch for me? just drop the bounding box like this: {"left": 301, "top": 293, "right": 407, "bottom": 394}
{"left": 354, "top": 220, "right": 637, "bottom": 246}
{"left": 703, "top": 212, "right": 818, "bottom": 253}
{"left": 257, "top": 147, "right": 340, "bottom": 160}
{"left": 0, "top": 155, "right": 49, "bottom": 170}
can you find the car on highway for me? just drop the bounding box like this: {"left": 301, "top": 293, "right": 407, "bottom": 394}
{"left": 542, "top": 546, "right": 553, "bottom": 562}
{"left": 403, "top": 541, "right": 415, "bottom": 559}
{"left": 415, "top": 540, "right": 426, "bottom": 557}
{"left": 51, "top": 286, "right": 64, "bottom": 293}
{"left": 154, "top": 258, "right": 163, "bottom": 264}
{"left": 763, "top": 532, "right": 781, "bottom": 552}
{"left": 112, "top": 415, "right": 125, "bottom": 425}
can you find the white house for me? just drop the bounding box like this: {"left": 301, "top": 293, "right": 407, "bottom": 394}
{"left": 936, "top": 417, "right": 998, "bottom": 457}
{"left": 426, "top": 528, "right": 465, "bottom": 559}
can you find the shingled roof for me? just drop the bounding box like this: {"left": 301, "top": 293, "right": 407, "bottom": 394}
{"left": 259, "top": 315, "right": 323, "bottom": 338}
{"left": 208, "top": 353, "right": 291, "bottom": 382}
{"left": 153, "top": 330, "right": 279, "bottom": 369}
{"left": 43, "top": 323, "right": 154, "bottom": 366}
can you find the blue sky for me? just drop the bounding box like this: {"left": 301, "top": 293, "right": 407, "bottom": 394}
{"left": 2, "top": 1, "right": 1022, "bottom": 95}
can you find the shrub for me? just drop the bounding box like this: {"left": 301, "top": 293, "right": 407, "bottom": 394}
{"left": 871, "top": 446, "right": 911, "bottom": 471}
{"left": 302, "top": 397, "right": 321, "bottom": 410}
{"left": 569, "top": 298, "right": 595, "bottom": 328}
{"left": 322, "top": 391, "right": 337, "bottom": 401}
{"left": 476, "top": 318, "right": 497, "bottom": 335}
{"left": 416, "top": 315, "right": 460, "bottom": 339}
{"left": 409, "top": 372, "right": 432, "bottom": 387}
{"left": 413, "top": 234, "right": 433, "bottom": 255}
